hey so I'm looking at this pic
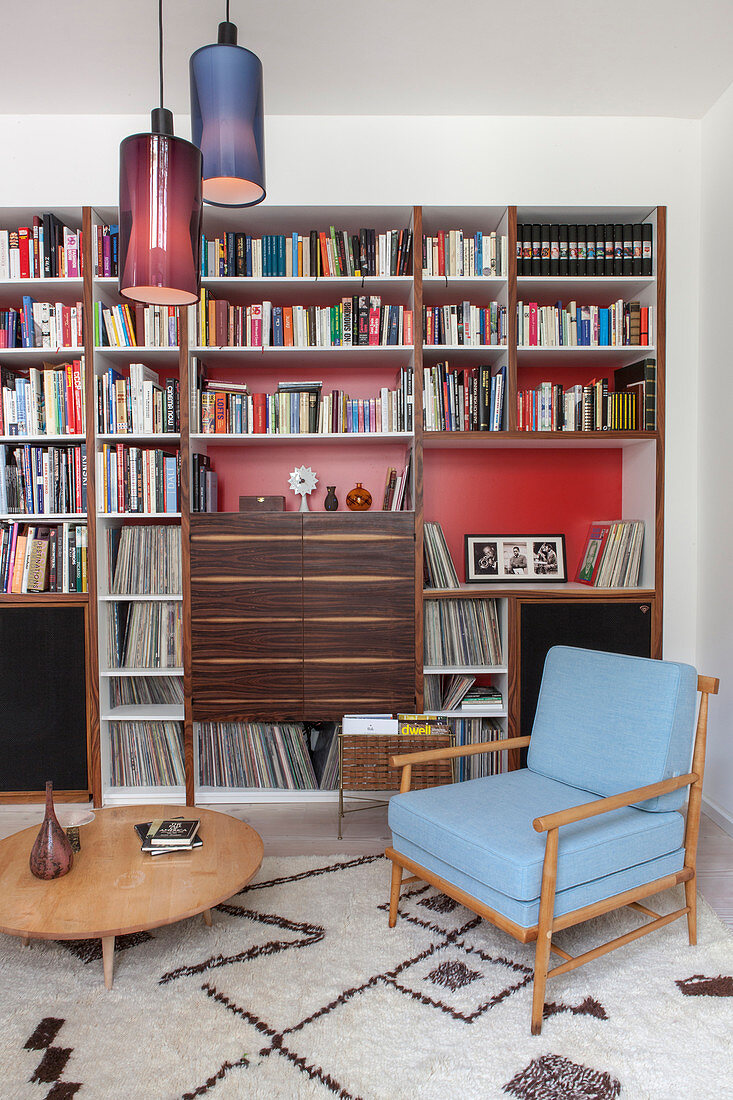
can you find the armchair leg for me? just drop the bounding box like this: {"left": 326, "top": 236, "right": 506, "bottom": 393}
{"left": 388, "top": 860, "right": 402, "bottom": 927}
{"left": 684, "top": 876, "right": 697, "bottom": 946}
{"left": 531, "top": 827, "right": 559, "bottom": 1035}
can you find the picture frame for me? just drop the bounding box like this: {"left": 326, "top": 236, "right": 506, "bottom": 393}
{"left": 464, "top": 534, "right": 567, "bottom": 583}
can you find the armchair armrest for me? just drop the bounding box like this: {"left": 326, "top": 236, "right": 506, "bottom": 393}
{"left": 533, "top": 772, "right": 698, "bottom": 833}
{"left": 391, "top": 736, "right": 530, "bottom": 768}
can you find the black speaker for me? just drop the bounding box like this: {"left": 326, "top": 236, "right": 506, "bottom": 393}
{"left": 519, "top": 600, "right": 652, "bottom": 738}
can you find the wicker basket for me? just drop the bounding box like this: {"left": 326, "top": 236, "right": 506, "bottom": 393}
{"left": 339, "top": 731, "right": 454, "bottom": 793}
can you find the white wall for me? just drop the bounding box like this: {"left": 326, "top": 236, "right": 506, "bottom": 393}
{"left": 699, "top": 88, "right": 733, "bottom": 831}
{"left": 0, "top": 113, "right": 701, "bottom": 651}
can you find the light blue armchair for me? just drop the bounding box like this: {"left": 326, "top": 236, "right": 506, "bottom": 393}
{"left": 386, "top": 646, "right": 718, "bottom": 1034}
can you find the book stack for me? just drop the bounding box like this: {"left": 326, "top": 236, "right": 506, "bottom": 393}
{"left": 461, "top": 685, "right": 503, "bottom": 711}
{"left": 0, "top": 521, "right": 87, "bottom": 592}
{"left": 199, "top": 225, "right": 413, "bottom": 278}
{"left": 424, "top": 599, "right": 503, "bottom": 667}
{"left": 93, "top": 301, "right": 180, "bottom": 348}
{"left": 575, "top": 521, "right": 645, "bottom": 588}
{"left": 0, "top": 216, "right": 82, "bottom": 279}
{"left": 423, "top": 521, "right": 460, "bottom": 588}
{"left": 191, "top": 453, "right": 217, "bottom": 513}
{"left": 451, "top": 719, "right": 505, "bottom": 781}
{"left": 422, "top": 230, "right": 508, "bottom": 277}
{"left": 98, "top": 444, "right": 179, "bottom": 514}
{"left": 95, "top": 224, "right": 119, "bottom": 277}
{"left": 517, "top": 300, "right": 652, "bottom": 347}
{"left": 134, "top": 819, "right": 201, "bottom": 856}
{"left": 424, "top": 673, "right": 475, "bottom": 710}
{"left": 423, "top": 363, "right": 505, "bottom": 432}
{"left": 1, "top": 361, "right": 86, "bottom": 436}
{"left": 112, "top": 724, "right": 184, "bottom": 786}
{"left": 191, "top": 293, "right": 413, "bottom": 348}
{"left": 516, "top": 223, "right": 653, "bottom": 277}
{"left": 0, "top": 298, "right": 83, "bottom": 349}
{"left": 97, "top": 365, "right": 179, "bottom": 435}
{"left": 0, "top": 442, "right": 86, "bottom": 514}
{"left": 381, "top": 457, "right": 412, "bottom": 511}
{"left": 423, "top": 302, "right": 507, "bottom": 346}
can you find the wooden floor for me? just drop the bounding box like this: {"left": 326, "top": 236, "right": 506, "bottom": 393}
{"left": 1, "top": 802, "right": 731, "bottom": 929}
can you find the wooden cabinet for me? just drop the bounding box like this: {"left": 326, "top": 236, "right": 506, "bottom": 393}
{"left": 189, "top": 512, "right": 416, "bottom": 722}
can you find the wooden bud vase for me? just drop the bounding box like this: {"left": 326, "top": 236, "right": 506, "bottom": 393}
{"left": 29, "top": 781, "right": 74, "bottom": 880}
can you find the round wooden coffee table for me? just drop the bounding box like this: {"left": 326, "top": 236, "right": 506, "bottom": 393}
{"left": 0, "top": 804, "right": 263, "bottom": 988}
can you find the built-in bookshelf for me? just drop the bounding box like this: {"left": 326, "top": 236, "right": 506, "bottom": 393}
{"left": 0, "top": 203, "right": 664, "bottom": 808}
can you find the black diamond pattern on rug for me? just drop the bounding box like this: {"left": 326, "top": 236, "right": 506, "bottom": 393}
{"left": 419, "top": 893, "right": 459, "bottom": 914}
{"left": 676, "top": 973, "right": 733, "bottom": 996}
{"left": 24, "top": 1018, "right": 81, "bottom": 1098}
{"left": 503, "top": 1054, "right": 621, "bottom": 1099}
{"left": 57, "top": 930, "right": 153, "bottom": 964}
{"left": 427, "top": 959, "right": 483, "bottom": 991}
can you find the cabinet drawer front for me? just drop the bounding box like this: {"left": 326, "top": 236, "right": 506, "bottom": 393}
{"left": 191, "top": 536, "right": 302, "bottom": 577}
{"left": 191, "top": 579, "right": 303, "bottom": 618}
{"left": 304, "top": 659, "right": 415, "bottom": 720}
{"left": 303, "top": 513, "right": 414, "bottom": 579}
{"left": 304, "top": 579, "right": 414, "bottom": 619}
{"left": 191, "top": 662, "right": 303, "bottom": 721}
{"left": 192, "top": 618, "right": 302, "bottom": 660}
{"left": 190, "top": 513, "right": 302, "bottom": 540}
{"left": 305, "top": 616, "right": 413, "bottom": 661}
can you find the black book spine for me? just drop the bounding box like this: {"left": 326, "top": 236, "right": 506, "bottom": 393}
{"left": 523, "top": 223, "right": 532, "bottom": 276}
{"left": 549, "top": 224, "right": 559, "bottom": 275}
{"left": 559, "top": 225, "right": 569, "bottom": 276}
{"left": 632, "top": 223, "right": 643, "bottom": 276}
{"left": 478, "top": 365, "right": 491, "bottom": 431}
{"left": 402, "top": 228, "right": 413, "bottom": 275}
{"left": 586, "top": 223, "right": 596, "bottom": 270}
{"left": 622, "top": 224, "right": 633, "bottom": 276}
{"left": 309, "top": 231, "right": 319, "bottom": 277}
{"left": 642, "top": 224, "right": 653, "bottom": 276}
{"left": 613, "top": 224, "right": 623, "bottom": 276}
{"left": 596, "top": 225, "right": 605, "bottom": 276}
{"left": 516, "top": 224, "right": 523, "bottom": 275}
{"left": 604, "top": 224, "right": 614, "bottom": 276}
{"left": 568, "top": 225, "right": 578, "bottom": 276}
{"left": 531, "top": 224, "right": 541, "bottom": 275}
{"left": 540, "top": 224, "right": 550, "bottom": 276}
{"left": 359, "top": 229, "right": 368, "bottom": 276}
{"left": 390, "top": 231, "right": 399, "bottom": 277}
{"left": 577, "top": 225, "right": 586, "bottom": 276}
{"left": 226, "top": 233, "right": 236, "bottom": 277}
{"left": 368, "top": 229, "right": 376, "bottom": 276}
{"left": 235, "top": 233, "right": 245, "bottom": 277}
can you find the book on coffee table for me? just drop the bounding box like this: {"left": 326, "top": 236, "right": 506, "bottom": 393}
{"left": 134, "top": 820, "right": 203, "bottom": 855}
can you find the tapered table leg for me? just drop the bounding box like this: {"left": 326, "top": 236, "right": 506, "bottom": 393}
{"left": 203, "top": 909, "right": 212, "bottom": 927}
{"left": 102, "top": 936, "right": 115, "bottom": 989}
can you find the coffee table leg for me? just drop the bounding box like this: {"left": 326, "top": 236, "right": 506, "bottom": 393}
{"left": 102, "top": 936, "right": 115, "bottom": 989}
{"left": 203, "top": 908, "right": 212, "bottom": 927}
{"left": 21, "top": 936, "right": 30, "bottom": 946}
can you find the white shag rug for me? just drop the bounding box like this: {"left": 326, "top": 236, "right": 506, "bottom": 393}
{"left": 1, "top": 854, "right": 732, "bottom": 1100}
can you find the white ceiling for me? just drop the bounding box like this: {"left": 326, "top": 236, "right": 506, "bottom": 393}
{"left": 2, "top": 0, "right": 732, "bottom": 118}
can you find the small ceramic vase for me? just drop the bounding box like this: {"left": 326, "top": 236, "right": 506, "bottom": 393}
{"left": 324, "top": 486, "right": 338, "bottom": 511}
{"left": 29, "top": 781, "right": 74, "bottom": 880}
{"left": 346, "top": 483, "right": 372, "bottom": 511}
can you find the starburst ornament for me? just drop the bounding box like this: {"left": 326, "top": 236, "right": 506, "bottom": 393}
{"left": 288, "top": 465, "right": 318, "bottom": 511}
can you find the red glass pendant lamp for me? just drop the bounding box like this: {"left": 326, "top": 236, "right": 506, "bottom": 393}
{"left": 119, "top": 0, "right": 203, "bottom": 306}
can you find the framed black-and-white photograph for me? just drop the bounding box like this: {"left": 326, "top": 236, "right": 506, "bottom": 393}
{"left": 465, "top": 534, "right": 567, "bottom": 583}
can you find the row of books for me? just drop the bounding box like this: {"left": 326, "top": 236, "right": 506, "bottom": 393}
{"left": 109, "top": 721, "right": 184, "bottom": 786}
{"left": 423, "top": 521, "right": 460, "bottom": 588}
{"left": 191, "top": 294, "right": 414, "bottom": 349}
{"left": 423, "top": 302, "right": 507, "bottom": 346}
{"left": 423, "top": 363, "right": 505, "bottom": 432}
{"left": 424, "top": 673, "right": 503, "bottom": 712}
{"left": 198, "top": 722, "right": 323, "bottom": 789}
{"left": 107, "top": 600, "right": 182, "bottom": 669}
{"left": 191, "top": 453, "right": 217, "bottom": 513}
{"left": 0, "top": 443, "right": 87, "bottom": 515}
{"left": 0, "top": 216, "right": 82, "bottom": 280}
{"left": 517, "top": 360, "right": 656, "bottom": 433}
{"left": 517, "top": 223, "right": 653, "bottom": 277}
{"left": 97, "top": 366, "right": 180, "bottom": 435}
{"left": 200, "top": 226, "right": 413, "bottom": 279}
{"left": 0, "top": 360, "right": 86, "bottom": 436}
{"left": 108, "top": 674, "right": 183, "bottom": 707}
{"left": 382, "top": 458, "right": 412, "bottom": 511}
{"left": 93, "top": 301, "right": 180, "bottom": 348}
{"left": 576, "top": 520, "right": 645, "bottom": 588}
{"left": 108, "top": 524, "right": 182, "bottom": 595}
{"left": 422, "top": 230, "right": 508, "bottom": 278}
{"left": 95, "top": 224, "right": 118, "bottom": 278}
{"left": 0, "top": 298, "right": 83, "bottom": 349}
{"left": 449, "top": 719, "right": 505, "bottom": 782}
{"left": 0, "top": 521, "right": 87, "bottom": 592}
{"left": 97, "top": 444, "right": 179, "bottom": 514}
{"left": 424, "top": 598, "right": 503, "bottom": 667}
{"left": 517, "top": 300, "right": 652, "bottom": 347}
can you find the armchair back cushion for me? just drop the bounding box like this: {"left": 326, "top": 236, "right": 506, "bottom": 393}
{"left": 527, "top": 646, "right": 697, "bottom": 812}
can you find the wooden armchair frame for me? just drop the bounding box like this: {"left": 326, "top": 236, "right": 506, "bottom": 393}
{"left": 385, "top": 675, "right": 719, "bottom": 1035}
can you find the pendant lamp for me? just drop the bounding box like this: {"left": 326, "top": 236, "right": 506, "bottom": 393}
{"left": 189, "top": 1, "right": 266, "bottom": 207}
{"left": 119, "top": 0, "right": 203, "bottom": 306}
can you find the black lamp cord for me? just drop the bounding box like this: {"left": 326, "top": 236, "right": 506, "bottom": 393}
{"left": 158, "top": 0, "right": 164, "bottom": 109}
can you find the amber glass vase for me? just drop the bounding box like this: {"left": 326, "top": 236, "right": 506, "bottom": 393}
{"left": 29, "top": 781, "right": 74, "bottom": 880}
{"left": 346, "top": 483, "right": 372, "bottom": 511}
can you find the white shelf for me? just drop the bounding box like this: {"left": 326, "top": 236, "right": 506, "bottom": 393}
{"left": 0, "top": 347, "right": 84, "bottom": 357}
{"left": 423, "top": 344, "right": 507, "bottom": 353}
{"left": 101, "top": 667, "right": 184, "bottom": 677}
{"left": 97, "top": 433, "right": 180, "bottom": 443}
{"left": 423, "top": 275, "right": 507, "bottom": 283}
{"left": 196, "top": 787, "right": 339, "bottom": 804}
{"left": 191, "top": 431, "right": 412, "bottom": 443}
{"left": 0, "top": 434, "right": 84, "bottom": 444}
{"left": 424, "top": 666, "right": 508, "bottom": 675}
{"left": 97, "top": 512, "right": 181, "bottom": 520}
{"left": 102, "top": 785, "right": 186, "bottom": 805}
{"left": 0, "top": 512, "right": 86, "bottom": 521}
{"left": 431, "top": 708, "right": 507, "bottom": 718}
{"left": 95, "top": 346, "right": 179, "bottom": 363}
{"left": 102, "top": 705, "right": 185, "bottom": 721}
{"left": 517, "top": 275, "right": 654, "bottom": 294}
{"left": 190, "top": 344, "right": 413, "bottom": 354}
{"left": 99, "top": 593, "right": 183, "bottom": 602}
{"left": 0, "top": 277, "right": 83, "bottom": 288}
{"left": 517, "top": 344, "right": 655, "bottom": 352}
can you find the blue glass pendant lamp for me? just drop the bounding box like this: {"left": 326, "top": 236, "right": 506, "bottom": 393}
{"left": 190, "top": 1, "right": 266, "bottom": 207}
{"left": 119, "top": 0, "right": 203, "bottom": 305}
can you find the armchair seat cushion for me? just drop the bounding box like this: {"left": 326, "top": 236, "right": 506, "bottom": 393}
{"left": 389, "top": 769, "right": 685, "bottom": 925}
